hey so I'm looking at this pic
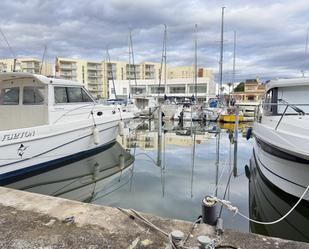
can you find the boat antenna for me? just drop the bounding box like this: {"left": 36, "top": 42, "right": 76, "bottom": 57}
{"left": 40, "top": 45, "right": 47, "bottom": 74}
{"left": 0, "top": 28, "right": 21, "bottom": 72}
{"left": 218, "top": 7, "right": 225, "bottom": 102}
{"left": 159, "top": 24, "right": 167, "bottom": 99}
{"left": 106, "top": 47, "right": 117, "bottom": 100}
{"left": 194, "top": 24, "right": 198, "bottom": 101}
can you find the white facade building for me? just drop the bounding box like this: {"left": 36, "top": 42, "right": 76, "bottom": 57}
{"left": 108, "top": 77, "right": 217, "bottom": 103}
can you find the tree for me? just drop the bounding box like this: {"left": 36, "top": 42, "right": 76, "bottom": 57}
{"left": 233, "top": 82, "right": 245, "bottom": 92}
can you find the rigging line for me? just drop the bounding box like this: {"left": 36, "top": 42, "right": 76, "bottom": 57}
{"left": 129, "top": 29, "right": 137, "bottom": 86}
{"left": 40, "top": 45, "right": 47, "bottom": 74}
{"left": 106, "top": 47, "right": 117, "bottom": 99}
{"left": 0, "top": 28, "right": 16, "bottom": 58}
{"left": 218, "top": 169, "right": 234, "bottom": 218}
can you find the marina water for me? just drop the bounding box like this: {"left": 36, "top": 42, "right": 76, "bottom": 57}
{"left": 1, "top": 119, "right": 308, "bottom": 242}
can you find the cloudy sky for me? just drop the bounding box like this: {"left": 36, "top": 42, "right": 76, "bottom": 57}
{"left": 0, "top": 0, "right": 309, "bottom": 82}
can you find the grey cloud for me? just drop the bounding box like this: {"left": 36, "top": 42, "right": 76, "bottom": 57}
{"left": 0, "top": 0, "right": 308, "bottom": 81}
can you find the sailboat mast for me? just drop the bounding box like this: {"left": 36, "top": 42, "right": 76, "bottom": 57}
{"left": 219, "top": 7, "right": 225, "bottom": 100}
{"left": 164, "top": 24, "right": 167, "bottom": 93}
{"left": 304, "top": 27, "right": 309, "bottom": 77}
{"left": 106, "top": 47, "right": 117, "bottom": 100}
{"left": 159, "top": 25, "right": 167, "bottom": 97}
{"left": 128, "top": 30, "right": 131, "bottom": 99}
{"left": 194, "top": 24, "right": 198, "bottom": 100}
{"left": 232, "top": 31, "right": 236, "bottom": 84}
{"left": 129, "top": 30, "right": 137, "bottom": 86}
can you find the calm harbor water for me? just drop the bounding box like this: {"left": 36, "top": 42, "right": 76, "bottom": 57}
{"left": 1, "top": 119, "right": 308, "bottom": 242}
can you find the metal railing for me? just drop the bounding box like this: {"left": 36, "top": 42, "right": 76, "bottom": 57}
{"left": 255, "top": 100, "right": 307, "bottom": 130}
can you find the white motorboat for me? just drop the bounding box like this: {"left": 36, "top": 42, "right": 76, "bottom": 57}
{"left": 2, "top": 142, "right": 134, "bottom": 202}
{"left": 0, "top": 72, "right": 133, "bottom": 182}
{"left": 253, "top": 77, "right": 309, "bottom": 201}
{"left": 198, "top": 99, "right": 222, "bottom": 121}
{"left": 173, "top": 104, "right": 201, "bottom": 121}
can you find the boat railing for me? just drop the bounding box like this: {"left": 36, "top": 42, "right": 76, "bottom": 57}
{"left": 255, "top": 100, "right": 308, "bottom": 129}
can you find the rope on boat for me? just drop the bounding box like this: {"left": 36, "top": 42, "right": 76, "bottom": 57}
{"left": 207, "top": 184, "right": 309, "bottom": 225}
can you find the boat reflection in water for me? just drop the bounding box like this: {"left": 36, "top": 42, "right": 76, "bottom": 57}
{"left": 1, "top": 142, "right": 134, "bottom": 203}
{"left": 248, "top": 152, "right": 309, "bottom": 242}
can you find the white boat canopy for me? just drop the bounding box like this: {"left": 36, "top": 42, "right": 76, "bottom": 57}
{"left": 266, "top": 77, "right": 309, "bottom": 91}
{"left": 0, "top": 72, "right": 80, "bottom": 86}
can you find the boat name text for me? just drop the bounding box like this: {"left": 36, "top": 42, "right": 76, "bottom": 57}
{"left": 1, "top": 131, "right": 36, "bottom": 142}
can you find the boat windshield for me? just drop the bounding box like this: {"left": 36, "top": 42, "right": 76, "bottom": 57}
{"left": 54, "top": 86, "right": 94, "bottom": 104}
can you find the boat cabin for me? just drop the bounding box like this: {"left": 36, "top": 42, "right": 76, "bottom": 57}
{"left": 0, "top": 72, "right": 95, "bottom": 131}
{"left": 263, "top": 78, "right": 309, "bottom": 116}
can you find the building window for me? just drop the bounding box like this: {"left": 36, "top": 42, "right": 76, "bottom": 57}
{"left": 131, "top": 86, "right": 146, "bottom": 95}
{"left": 23, "top": 87, "right": 45, "bottom": 105}
{"left": 247, "top": 95, "right": 255, "bottom": 101}
{"left": 111, "top": 88, "right": 115, "bottom": 94}
{"left": 150, "top": 86, "right": 165, "bottom": 94}
{"left": 189, "top": 85, "right": 207, "bottom": 93}
{"left": 123, "top": 88, "right": 127, "bottom": 94}
{"left": 0, "top": 87, "right": 20, "bottom": 105}
{"left": 169, "top": 85, "right": 186, "bottom": 94}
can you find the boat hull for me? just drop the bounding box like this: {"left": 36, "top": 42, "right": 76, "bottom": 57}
{"left": 219, "top": 114, "right": 244, "bottom": 123}
{"left": 3, "top": 142, "right": 134, "bottom": 202}
{"left": 249, "top": 153, "right": 309, "bottom": 242}
{"left": 253, "top": 138, "right": 309, "bottom": 201}
{"left": 0, "top": 114, "right": 132, "bottom": 182}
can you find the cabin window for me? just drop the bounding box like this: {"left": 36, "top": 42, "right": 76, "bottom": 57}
{"left": 23, "top": 87, "right": 45, "bottom": 105}
{"left": 54, "top": 87, "right": 93, "bottom": 104}
{"left": 0, "top": 87, "right": 19, "bottom": 105}
{"left": 263, "top": 88, "right": 278, "bottom": 115}
{"left": 54, "top": 87, "right": 68, "bottom": 103}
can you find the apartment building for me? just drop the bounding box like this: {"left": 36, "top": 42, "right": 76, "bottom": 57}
{"left": 0, "top": 58, "right": 53, "bottom": 76}
{"left": 168, "top": 66, "right": 214, "bottom": 80}
{"left": 109, "top": 77, "right": 216, "bottom": 103}
{"left": 56, "top": 57, "right": 104, "bottom": 99}
{"left": 55, "top": 57, "right": 214, "bottom": 100}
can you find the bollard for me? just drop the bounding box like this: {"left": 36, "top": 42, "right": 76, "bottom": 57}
{"left": 165, "top": 230, "right": 184, "bottom": 249}
{"left": 216, "top": 217, "right": 224, "bottom": 235}
{"left": 201, "top": 196, "right": 217, "bottom": 225}
{"left": 197, "top": 235, "right": 215, "bottom": 249}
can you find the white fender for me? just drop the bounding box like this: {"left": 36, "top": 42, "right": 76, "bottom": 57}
{"left": 118, "top": 121, "right": 125, "bottom": 136}
{"left": 92, "top": 126, "right": 100, "bottom": 145}
{"left": 119, "top": 154, "right": 125, "bottom": 170}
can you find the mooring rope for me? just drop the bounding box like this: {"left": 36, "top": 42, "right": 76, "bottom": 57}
{"left": 208, "top": 184, "right": 309, "bottom": 225}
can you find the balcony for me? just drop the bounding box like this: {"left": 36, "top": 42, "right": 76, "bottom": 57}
{"left": 60, "top": 71, "right": 77, "bottom": 77}
{"left": 87, "top": 65, "right": 102, "bottom": 71}
{"left": 88, "top": 73, "right": 102, "bottom": 78}
{"left": 60, "top": 64, "right": 77, "bottom": 70}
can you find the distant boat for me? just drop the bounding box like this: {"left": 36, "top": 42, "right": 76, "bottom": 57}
{"left": 199, "top": 98, "right": 222, "bottom": 121}
{"left": 0, "top": 72, "right": 133, "bottom": 183}
{"left": 253, "top": 77, "right": 309, "bottom": 201}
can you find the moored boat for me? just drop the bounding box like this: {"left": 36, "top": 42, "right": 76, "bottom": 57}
{"left": 253, "top": 77, "right": 309, "bottom": 201}
{"left": 0, "top": 72, "right": 133, "bottom": 182}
